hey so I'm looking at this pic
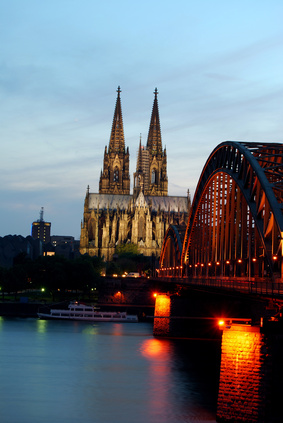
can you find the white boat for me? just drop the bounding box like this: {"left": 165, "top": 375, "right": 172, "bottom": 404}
{"left": 37, "top": 302, "right": 138, "bottom": 322}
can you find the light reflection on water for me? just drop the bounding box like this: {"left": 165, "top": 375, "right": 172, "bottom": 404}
{"left": 0, "top": 318, "right": 219, "bottom": 423}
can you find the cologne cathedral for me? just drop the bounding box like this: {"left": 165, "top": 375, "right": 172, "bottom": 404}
{"left": 80, "top": 87, "right": 190, "bottom": 260}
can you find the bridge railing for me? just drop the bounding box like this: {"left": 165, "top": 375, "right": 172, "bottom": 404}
{"left": 157, "top": 276, "right": 283, "bottom": 298}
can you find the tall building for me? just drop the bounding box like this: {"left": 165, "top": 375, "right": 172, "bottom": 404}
{"left": 80, "top": 87, "right": 190, "bottom": 260}
{"left": 31, "top": 207, "right": 51, "bottom": 243}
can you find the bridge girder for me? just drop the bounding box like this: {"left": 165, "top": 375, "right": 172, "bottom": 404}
{"left": 161, "top": 142, "right": 283, "bottom": 281}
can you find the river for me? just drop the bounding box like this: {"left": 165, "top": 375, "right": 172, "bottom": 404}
{"left": 0, "top": 317, "right": 220, "bottom": 423}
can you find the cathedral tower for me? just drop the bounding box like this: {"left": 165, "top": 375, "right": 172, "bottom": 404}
{"left": 133, "top": 88, "right": 168, "bottom": 197}
{"left": 99, "top": 86, "right": 130, "bottom": 194}
{"left": 146, "top": 88, "right": 168, "bottom": 196}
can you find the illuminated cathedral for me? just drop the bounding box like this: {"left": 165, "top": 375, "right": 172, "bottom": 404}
{"left": 80, "top": 87, "right": 190, "bottom": 260}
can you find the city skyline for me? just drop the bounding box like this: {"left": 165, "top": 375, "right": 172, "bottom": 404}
{"left": 1, "top": 0, "right": 282, "bottom": 239}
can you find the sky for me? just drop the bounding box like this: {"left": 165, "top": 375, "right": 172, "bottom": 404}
{"left": 1, "top": 0, "right": 283, "bottom": 240}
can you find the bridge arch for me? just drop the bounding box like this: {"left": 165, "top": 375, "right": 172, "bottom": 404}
{"left": 159, "top": 225, "right": 186, "bottom": 277}
{"left": 161, "top": 142, "right": 283, "bottom": 281}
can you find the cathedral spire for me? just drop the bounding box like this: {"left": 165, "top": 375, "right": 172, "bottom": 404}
{"left": 136, "top": 134, "right": 143, "bottom": 173}
{"left": 143, "top": 88, "right": 168, "bottom": 196}
{"left": 99, "top": 86, "right": 130, "bottom": 195}
{"left": 146, "top": 88, "right": 163, "bottom": 156}
{"left": 108, "top": 86, "right": 125, "bottom": 154}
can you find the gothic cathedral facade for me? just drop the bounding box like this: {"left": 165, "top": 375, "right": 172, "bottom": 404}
{"left": 80, "top": 87, "right": 190, "bottom": 260}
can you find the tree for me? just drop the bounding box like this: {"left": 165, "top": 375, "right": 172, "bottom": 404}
{"left": 115, "top": 243, "right": 139, "bottom": 256}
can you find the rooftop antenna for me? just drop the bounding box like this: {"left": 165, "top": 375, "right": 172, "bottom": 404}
{"left": 39, "top": 207, "right": 44, "bottom": 222}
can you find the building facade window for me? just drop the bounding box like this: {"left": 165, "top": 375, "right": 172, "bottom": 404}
{"left": 151, "top": 169, "right": 156, "bottom": 184}
{"left": 114, "top": 167, "right": 119, "bottom": 182}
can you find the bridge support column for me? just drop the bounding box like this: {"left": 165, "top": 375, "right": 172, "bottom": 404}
{"left": 153, "top": 294, "right": 171, "bottom": 336}
{"left": 217, "top": 322, "right": 283, "bottom": 422}
{"left": 153, "top": 292, "right": 223, "bottom": 338}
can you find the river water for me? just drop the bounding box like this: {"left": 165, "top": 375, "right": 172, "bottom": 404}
{"left": 0, "top": 318, "right": 220, "bottom": 423}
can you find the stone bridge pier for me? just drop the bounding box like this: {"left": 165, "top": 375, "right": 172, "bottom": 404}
{"left": 153, "top": 293, "right": 283, "bottom": 422}
{"left": 217, "top": 322, "right": 283, "bottom": 422}
{"left": 152, "top": 289, "right": 272, "bottom": 338}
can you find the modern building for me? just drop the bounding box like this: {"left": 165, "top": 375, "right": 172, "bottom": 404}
{"left": 51, "top": 235, "right": 75, "bottom": 248}
{"left": 80, "top": 87, "right": 190, "bottom": 260}
{"left": 31, "top": 208, "right": 51, "bottom": 243}
{"left": 50, "top": 235, "right": 80, "bottom": 259}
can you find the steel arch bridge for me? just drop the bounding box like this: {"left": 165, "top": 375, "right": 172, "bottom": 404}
{"left": 159, "top": 141, "right": 283, "bottom": 290}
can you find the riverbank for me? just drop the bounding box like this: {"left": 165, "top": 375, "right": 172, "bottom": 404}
{"left": 0, "top": 300, "right": 44, "bottom": 317}
{"left": 0, "top": 300, "right": 155, "bottom": 320}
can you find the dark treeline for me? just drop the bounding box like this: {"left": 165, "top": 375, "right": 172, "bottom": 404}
{"left": 0, "top": 253, "right": 105, "bottom": 301}
{"left": 0, "top": 244, "right": 156, "bottom": 302}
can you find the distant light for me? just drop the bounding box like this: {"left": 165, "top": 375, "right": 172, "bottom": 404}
{"left": 238, "top": 259, "right": 242, "bottom": 263}
{"left": 216, "top": 261, "right": 220, "bottom": 265}
{"left": 153, "top": 293, "right": 158, "bottom": 298}
{"left": 226, "top": 260, "right": 230, "bottom": 264}
{"left": 208, "top": 262, "right": 212, "bottom": 266}
{"left": 252, "top": 258, "right": 257, "bottom": 262}
{"left": 218, "top": 320, "right": 225, "bottom": 327}
{"left": 41, "top": 288, "right": 45, "bottom": 292}
{"left": 272, "top": 255, "right": 278, "bottom": 261}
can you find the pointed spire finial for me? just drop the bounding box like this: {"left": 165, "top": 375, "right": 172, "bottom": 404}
{"left": 117, "top": 86, "right": 121, "bottom": 97}
{"left": 146, "top": 87, "right": 162, "bottom": 155}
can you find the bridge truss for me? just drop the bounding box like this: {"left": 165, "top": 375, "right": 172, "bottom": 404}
{"left": 160, "top": 142, "right": 283, "bottom": 285}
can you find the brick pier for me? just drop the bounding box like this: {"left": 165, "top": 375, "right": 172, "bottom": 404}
{"left": 217, "top": 323, "right": 283, "bottom": 422}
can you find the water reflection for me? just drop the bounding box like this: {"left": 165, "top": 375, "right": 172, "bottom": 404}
{"left": 140, "top": 338, "right": 169, "bottom": 359}
{"left": 140, "top": 337, "right": 219, "bottom": 422}
{"left": 140, "top": 338, "right": 175, "bottom": 421}
{"left": 36, "top": 318, "right": 47, "bottom": 333}
{"left": 0, "top": 319, "right": 219, "bottom": 423}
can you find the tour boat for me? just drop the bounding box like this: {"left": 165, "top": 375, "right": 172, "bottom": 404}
{"left": 37, "top": 302, "right": 138, "bottom": 322}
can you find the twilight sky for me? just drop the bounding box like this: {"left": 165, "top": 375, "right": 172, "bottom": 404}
{"left": 1, "top": 0, "right": 283, "bottom": 239}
